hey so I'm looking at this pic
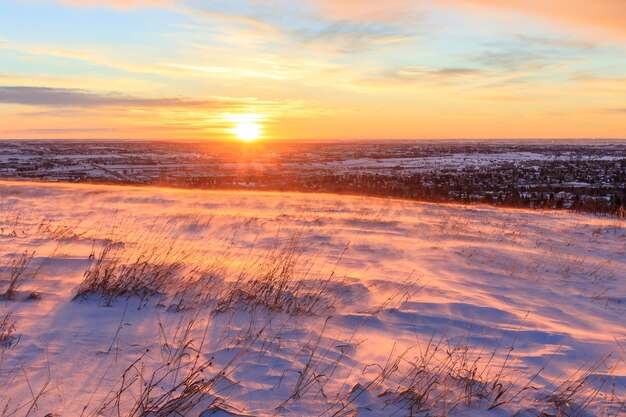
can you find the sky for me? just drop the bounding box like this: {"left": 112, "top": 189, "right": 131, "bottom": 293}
{"left": 0, "top": 0, "right": 625, "bottom": 141}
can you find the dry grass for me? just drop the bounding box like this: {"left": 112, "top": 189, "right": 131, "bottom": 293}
{"left": 90, "top": 311, "right": 275, "bottom": 417}
{"left": 0, "top": 251, "right": 35, "bottom": 301}
{"left": 0, "top": 312, "right": 20, "bottom": 351}
{"left": 93, "top": 319, "right": 216, "bottom": 417}
{"left": 74, "top": 234, "right": 186, "bottom": 306}
{"left": 0, "top": 202, "right": 623, "bottom": 416}
{"left": 320, "top": 335, "right": 625, "bottom": 417}
{"left": 531, "top": 355, "right": 624, "bottom": 417}
{"left": 35, "top": 217, "right": 86, "bottom": 240}
{"left": 0, "top": 359, "right": 52, "bottom": 417}
{"left": 71, "top": 223, "right": 341, "bottom": 343}
{"left": 61, "top": 221, "right": 626, "bottom": 416}
{"left": 216, "top": 232, "right": 338, "bottom": 316}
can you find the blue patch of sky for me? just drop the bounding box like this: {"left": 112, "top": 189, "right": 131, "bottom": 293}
{"left": 0, "top": 1, "right": 183, "bottom": 50}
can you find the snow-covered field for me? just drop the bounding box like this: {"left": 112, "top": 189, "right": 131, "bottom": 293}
{"left": 0, "top": 180, "right": 624, "bottom": 416}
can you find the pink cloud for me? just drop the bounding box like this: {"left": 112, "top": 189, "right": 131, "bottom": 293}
{"left": 447, "top": 0, "right": 626, "bottom": 40}
{"left": 308, "top": 0, "right": 626, "bottom": 40}
{"left": 305, "top": 0, "right": 419, "bottom": 21}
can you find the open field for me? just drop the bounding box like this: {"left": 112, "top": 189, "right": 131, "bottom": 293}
{"left": 0, "top": 180, "right": 624, "bottom": 416}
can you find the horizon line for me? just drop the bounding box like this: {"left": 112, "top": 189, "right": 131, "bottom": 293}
{"left": 1, "top": 137, "right": 626, "bottom": 143}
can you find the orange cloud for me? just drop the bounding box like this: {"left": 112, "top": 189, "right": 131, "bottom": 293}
{"left": 307, "top": 0, "right": 626, "bottom": 40}
{"left": 449, "top": 0, "right": 626, "bottom": 40}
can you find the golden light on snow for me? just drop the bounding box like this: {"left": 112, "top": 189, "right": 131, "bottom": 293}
{"left": 229, "top": 114, "right": 263, "bottom": 142}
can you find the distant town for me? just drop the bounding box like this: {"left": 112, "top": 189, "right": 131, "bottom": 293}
{"left": 1, "top": 139, "right": 625, "bottom": 215}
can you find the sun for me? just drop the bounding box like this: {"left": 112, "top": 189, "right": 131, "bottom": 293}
{"left": 228, "top": 114, "right": 263, "bottom": 142}
{"left": 234, "top": 121, "right": 261, "bottom": 142}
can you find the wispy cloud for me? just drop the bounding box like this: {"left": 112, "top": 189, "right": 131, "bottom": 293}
{"left": 0, "top": 86, "right": 330, "bottom": 130}
{"left": 4, "top": 127, "right": 119, "bottom": 135}
{"left": 0, "top": 86, "right": 236, "bottom": 109}
{"left": 512, "top": 34, "right": 596, "bottom": 50}
{"left": 470, "top": 33, "right": 595, "bottom": 77}
{"left": 358, "top": 66, "right": 485, "bottom": 89}
{"left": 474, "top": 49, "right": 556, "bottom": 71}
{"left": 293, "top": 21, "right": 412, "bottom": 53}
{"left": 50, "top": 0, "right": 171, "bottom": 9}
{"left": 303, "top": 0, "right": 420, "bottom": 22}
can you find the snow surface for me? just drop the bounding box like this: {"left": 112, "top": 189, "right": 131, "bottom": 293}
{"left": 0, "top": 180, "right": 624, "bottom": 416}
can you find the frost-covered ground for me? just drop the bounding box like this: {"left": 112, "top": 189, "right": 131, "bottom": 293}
{"left": 0, "top": 181, "right": 624, "bottom": 417}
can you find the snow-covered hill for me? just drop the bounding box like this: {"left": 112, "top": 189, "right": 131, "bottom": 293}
{"left": 0, "top": 181, "right": 624, "bottom": 416}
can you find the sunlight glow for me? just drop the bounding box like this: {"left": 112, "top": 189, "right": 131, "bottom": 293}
{"left": 228, "top": 114, "right": 264, "bottom": 142}
{"left": 234, "top": 122, "right": 261, "bottom": 142}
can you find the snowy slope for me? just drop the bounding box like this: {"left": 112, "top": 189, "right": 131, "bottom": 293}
{"left": 0, "top": 180, "right": 624, "bottom": 417}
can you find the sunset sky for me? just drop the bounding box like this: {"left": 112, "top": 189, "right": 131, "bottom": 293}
{"left": 0, "top": 0, "right": 625, "bottom": 140}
